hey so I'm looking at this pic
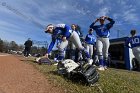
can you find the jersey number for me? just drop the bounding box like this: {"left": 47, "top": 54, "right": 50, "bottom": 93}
{"left": 132, "top": 38, "right": 140, "bottom": 44}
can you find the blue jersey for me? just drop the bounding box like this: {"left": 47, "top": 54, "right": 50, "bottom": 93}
{"left": 85, "top": 34, "right": 96, "bottom": 45}
{"left": 125, "top": 35, "right": 140, "bottom": 48}
{"left": 47, "top": 24, "right": 72, "bottom": 54}
{"left": 90, "top": 18, "right": 115, "bottom": 38}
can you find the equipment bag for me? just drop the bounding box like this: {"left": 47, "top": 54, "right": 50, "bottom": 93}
{"left": 57, "top": 59, "right": 99, "bottom": 85}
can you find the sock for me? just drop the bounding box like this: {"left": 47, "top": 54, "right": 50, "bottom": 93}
{"left": 57, "top": 56, "right": 64, "bottom": 61}
{"left": 99, "top": 59, "right": 104, "bottom": 66}
{"left": 82, "top": 48, "right": 90, "bottom": 58}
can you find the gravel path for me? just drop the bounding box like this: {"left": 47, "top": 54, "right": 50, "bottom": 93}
{"left": 0, "top": 54, "right": 64, "bottom": 93}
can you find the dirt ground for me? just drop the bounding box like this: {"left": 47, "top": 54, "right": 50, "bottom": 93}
{"left": 0, "top": 53, "right": 64, "bottom": 93}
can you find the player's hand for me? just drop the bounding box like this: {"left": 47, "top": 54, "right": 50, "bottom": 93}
{"left": 95, "top": 18, "right": 100, "bottom": 23}
{"left": 45, "top": 53, "right": 48, "bottom": 58}
{"left": 62, "top": 37, "right": 66, "bottom": 41}
{"left": 104, "top": 16, "right": 109, "bottom": 19}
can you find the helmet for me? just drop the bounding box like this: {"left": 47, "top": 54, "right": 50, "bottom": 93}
{"left": 45, "top": 24, "right": 54, "bottom": 33}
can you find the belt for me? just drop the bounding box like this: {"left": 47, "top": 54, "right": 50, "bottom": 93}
{"left": 97, "top": 36, "right": 108, "bottom": 38}
{"left": 102, "top": 36, "right": 108, "bottom": 38}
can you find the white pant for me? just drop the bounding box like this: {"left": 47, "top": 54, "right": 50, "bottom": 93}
{"left": 71, "top": 43, "right": 76, "bottom": 49}
{"left": 96, "top": 37, "right": 110, "bottom": 60}
{"left": 58, "top": 31, "right": 84, "bottom": 52}
{"left": 86, "top": 43, "right": 93, "bottom": 58}
{"left": 132, "top": 46, "right": 140, "bottom": 62}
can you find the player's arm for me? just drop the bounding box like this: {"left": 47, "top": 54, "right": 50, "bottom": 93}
{"left": 24, "top": 41, "right": 27, "bottom": 45}
{"left": 78, "top": 30, "right": 83, "bottom": 37}
{"left": 85, "top": 34, "right": 88, "bottom": 43}
{"left": 45, "top": 36, "right": 56, "bottom": 58}
{"left": 105, "top": 16, "right": 115, "bottom": 29}
{"left": 76, "top": 25, "right": 83, "bottom": 37}
{"left": 125, "top": 38, "right": 131, "bottom": 48}
{"left": 89, "top": 18, "right": 99, "bottom": 30}
{"left": 92, "top": 36, "right": 96, "bottom": 45}
{"left": 31, "top": 41, "right": 33, "bottom": 46}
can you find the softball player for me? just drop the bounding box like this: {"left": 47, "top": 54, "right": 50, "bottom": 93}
{"left": 70, "top": 24, "right": 83, "bottom": 61}
{"left": 125, "top": 30, "right": 140, "bottom": 63}
{"left": 90, "top": 16, "right": 115, "bottom": 70}
{"left": 45, "top": 24, "right": 92, "bottom": 64}
{"left": 85, "top": 28, "right": 96, "bottom": 58}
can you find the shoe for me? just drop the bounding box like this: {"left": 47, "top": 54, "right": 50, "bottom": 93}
{"left": 88, "top": 59, "right": 93, "bottom": 65}
{"left": 54, "top": 63, "right": 58, "bottom": 66}
{"left": 98, "top": 66, "right": 105, "bottom": 71}
{"left": 104, "top": 66, "right": 108, "bottom": 70}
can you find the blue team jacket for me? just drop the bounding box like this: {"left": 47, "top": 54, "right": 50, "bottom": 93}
{"left": 90, "top": 18, "right": 115, "bottom": 38}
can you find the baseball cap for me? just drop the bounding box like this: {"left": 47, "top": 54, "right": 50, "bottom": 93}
{"left": 45, "top": 24, "right": 54, "bottom": 33}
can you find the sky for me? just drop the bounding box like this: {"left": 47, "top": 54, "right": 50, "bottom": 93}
{"left": 0, "top": 0, "right": 140, "bottom": 45}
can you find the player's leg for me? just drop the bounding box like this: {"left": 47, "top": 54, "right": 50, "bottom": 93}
{"left": 28, "top": 47, "right": 31, "bottom": 57}
{"left": 24, "top": 47, "right": 28, "bottom": 57}
{"left": 78, "top": 50, "right": 83, "bottom": 61}
{"left": 85, "top": 44, "right": 91, "bottom": 57}
{"left": 57, "top": 40, "right": 68, "bottom": 61}
{"left": 102, "top": 38, "right": 110, "bottom": 69}
{"left": 54, "top": 53, "right": 59, "bottom": 62}
{"left": 85, "top": 43, "right": 90, "bottom": 56}
{"left": 96, "top": 38, "right": 104, "bottom": 70}
{"left": 71, "top": 43, "right": 76, "bottom": 60}
{"left": 89, "top": 44, "right": 93, "bottom": 58}
{"left": 132, "top": 47, "right": 140, "bottom": 63}
{"left": 69, "top": 31, "right": 91, "bottom": 64}
{"left": 26, "top": 47, "right": 30, "bottom": 57}
{"left": 23, "top": 48, "right": 26, "bottom": 57}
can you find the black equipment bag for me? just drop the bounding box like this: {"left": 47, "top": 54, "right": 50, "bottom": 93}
{"left": 57, "top": 59, "right": 99, "bottom": 85}
{"left": 81, "top": 64, "right": 99, "bottom": 85}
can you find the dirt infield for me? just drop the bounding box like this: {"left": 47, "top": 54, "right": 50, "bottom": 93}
{"left": 0, "top": 54, "right": 64, "bottom": 93}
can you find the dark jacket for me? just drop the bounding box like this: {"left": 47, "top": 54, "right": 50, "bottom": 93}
{"left": 24, "top": 40, "right": 32, "bottom": 48}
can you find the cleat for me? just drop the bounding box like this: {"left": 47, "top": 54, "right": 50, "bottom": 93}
{"left": 98, "top": 66, "right": 105, "bottom": 71}
{"left": 88, "top": 59, "right": 93, "bottom": 65}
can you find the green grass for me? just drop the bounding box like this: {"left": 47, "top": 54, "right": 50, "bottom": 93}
{"left": 26, "top": 57, "right": 140, "bottom": 93}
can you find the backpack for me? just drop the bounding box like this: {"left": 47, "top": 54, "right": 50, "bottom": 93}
{"left": 57, "top": 59, "right": 99, "bottom": 86}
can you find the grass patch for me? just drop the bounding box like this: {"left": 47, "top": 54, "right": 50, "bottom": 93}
{"left": 25, "top": 57, "right": 140, "bottom": 93}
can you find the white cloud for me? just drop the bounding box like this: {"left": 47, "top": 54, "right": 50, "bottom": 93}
{"left": 123, "top": 8, "right": 139, "bottom": 24}
{"left": 0, "top": 21, "right": 25, "bottom": 33}
{"left": 96, "top": 7, "right": 110, "bottom": 17}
